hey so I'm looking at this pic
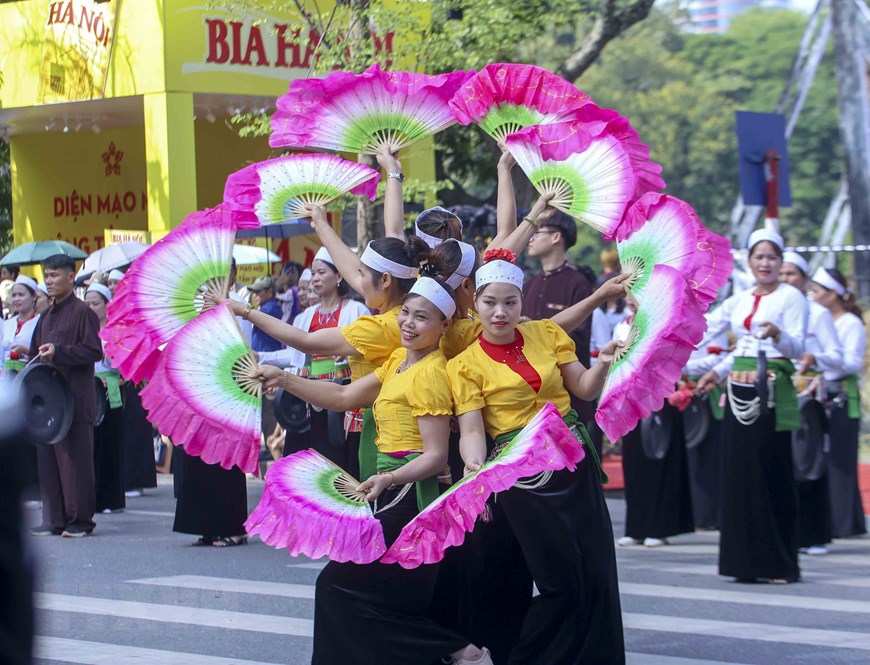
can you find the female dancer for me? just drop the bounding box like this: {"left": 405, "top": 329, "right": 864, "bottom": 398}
{"left": 696, "top": 227, "right": 808, "bottom": 583}
{"left": 85, "top": 283, "right": 126, "bottom": 514}
{"left": 810, "top": 266, "right": 867, "bottom": 537}
{"left": 448, "top": 251, "right": 625, "bottom": 664}
{"left": 1, "top": 276, "right": 40, "bottom": 373}
{"left": 258, "top": 247, "right": 370, "bottom": 472}
{"left": 780, "top": 252, "right": 842, "bottom": 554}
{"left": 256, "top": 277, "right": 493, "bottom": 665}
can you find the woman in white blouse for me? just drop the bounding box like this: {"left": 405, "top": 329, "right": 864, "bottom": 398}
{"left": 1, "top": 275, "right": 40, "bottom": 373}
{"left": 697, "top": 227, "right": 808, "bottom": 583}
{"left": 810, "top": 266, "right": 867, "bottom": 538}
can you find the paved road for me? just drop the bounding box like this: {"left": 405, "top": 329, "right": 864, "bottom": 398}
{"left": 25, "top": 474, "right": 870, "bottom": 665}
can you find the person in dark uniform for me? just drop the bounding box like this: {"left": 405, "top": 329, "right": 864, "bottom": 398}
{"left": 29, "top": 254, "right": 103, "bottom": 538}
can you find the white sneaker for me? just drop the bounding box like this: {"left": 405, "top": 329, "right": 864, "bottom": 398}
{"left": 452, "top": 648, "right": 493, "bottom": 665}
{"left": 806, "top": 545, "right": 828, "bottom": 555}
{"left": 643, "top": 537, "right": 668, "bottom": 548}
{"left": 617, "top": 536, "right": 641, "bottom": 546}
{"left": 124, "top": 489, "right": 143, "bottom": 498}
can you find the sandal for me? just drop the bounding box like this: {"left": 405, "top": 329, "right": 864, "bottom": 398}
{"left": 211, "top": 535, "right": 247, "bottom": 547}
{"left": 192, "top": 536, "right": 214, "bottom": 547}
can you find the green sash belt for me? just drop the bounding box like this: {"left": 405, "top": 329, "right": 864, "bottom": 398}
{"left": 3, "top": 359, "right": 25, "bottom": 372}
{"left": 376, "top": 451, "right": 440, "bottom": 511}
{"left": 689, "top": 376, "right": 724, "bottom": 421}
{"left": 834, "top": 375, "right": 861, "bottom": 420}
{"left": 494, "top": 408, "right": 608, "bottom": 485}
{"left": 96, "top": 370, "right": 123, "bottom": 409}
{"left": 358, "top": 407, "right": 378, "bottom": 480}
{"left": 731, "top": 357, "right": 798, "bottom": 432}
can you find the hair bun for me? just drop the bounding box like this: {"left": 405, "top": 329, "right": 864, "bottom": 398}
{"left": 419, "top": 261, "right": 438, "bottom": 277}
{"left": 483, "top": 248, "right": 516, "bottom": 264}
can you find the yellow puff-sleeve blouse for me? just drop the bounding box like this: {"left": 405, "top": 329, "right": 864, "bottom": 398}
{"left": 340, "top": 306, "right": 402, "bottom": 381}
{"left": 372, "top": 347, "right": 454, "bottom": 454}
{"left": 440, "top": 317, "right": 482, "bottom": 360}
{"left": 447, "top": 319, "right": 578, "bottom": 439}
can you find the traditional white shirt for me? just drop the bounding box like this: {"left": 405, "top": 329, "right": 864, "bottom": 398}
{"left": 1, "top": 313, "right": 40, "bottom": 364}
{"left": 258, "top": 299, "right": 370, "bottom": 371}
{"left": 685, "top": 309, "right": 731, "bottom": 377}
{"left": 825, "top": 312, "right": 866, "bottom": 382}
{"left": 804, "top": 300, "right": 842, "bottom": 374}
{"left": 705, "top": 283, "right": 808, "bottom": 380}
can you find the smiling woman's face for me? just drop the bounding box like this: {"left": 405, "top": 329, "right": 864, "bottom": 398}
{"left": 474, "top": 282, "right": 522, "bottom": 343}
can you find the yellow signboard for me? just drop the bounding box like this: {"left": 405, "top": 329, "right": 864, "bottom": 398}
{"left": 37, "top": 0, "right": 120, "bottom": 103}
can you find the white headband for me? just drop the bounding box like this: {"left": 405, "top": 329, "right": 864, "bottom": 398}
{"left": 747, "top": 228, "right": 784, "bottom": 252}
{"left": 14, "top": 275, "right": 38, "bottom": 292}
{"left": 314, "top": 247, "right": 335, "bottom": 267}
{"left": 812, "top": 267, "right": 846, "bottom": 296}
{"left": 444, "top": 240, "right": 477, "bottom": 289}
{"left": 299, "top": 268, "right": 312, "bottom": 282}
{"left": 475, "top": 259, "right": 524, "bottom": 291}
{"left": 782, "top": 251, "right": 808, "bottom": 276}
{"left": 86, "top": 282, "right": 113, "bottom": 302}
{"left": 408, "top": 276, "right": 456, "bottom": 319}
{"left": 360, "top": 242, "right": 419, "bottom": 280}
{"left": 414, "top": 207, "right": 463, "bottom": 249}
{"left": 108, "top": 269, "right": 125, "bottom": 281}
{"left": 37, "top": 281, "right": 48, "bottom": 295}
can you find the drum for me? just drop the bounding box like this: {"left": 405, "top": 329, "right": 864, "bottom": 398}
{"left": 683, "top": 395, "right": 712, "bottom": 450}
{"left": 274, "top": 387, "right": 310, "bottom": 434}
{"left": 641, "top": 407, "right": 673, "bottom": 461}
{"left": 792, "top": 395, "right": 827, "bottom": 482}
{"left": 12, "top": 363, "right": 74, "bottom": 445}
{"left": 94, "top": 378, "right": 108, "bottom": 427}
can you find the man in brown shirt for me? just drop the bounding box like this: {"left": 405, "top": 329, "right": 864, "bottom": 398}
{"left": 29, "top": 254, "right": 102, "bottom": 537}
{"left": 523, "top": 212, "right": 595, "bottom": 425}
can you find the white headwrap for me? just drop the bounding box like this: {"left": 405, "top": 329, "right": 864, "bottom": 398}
{"left": 86, "top": 282, "right": 113, "bottom": 302}
{"left": 314, "top": 247, "right": 335, "bottom": 267}
{"left": 444, "top": 240, "right": 477, "bottom": 289}
{"left": 299, "top": 268, "right": 312, "bottom": 283}
{"left": 812, "top": 267, "right": 846, "bottom": 296}
{"left": 782, "top": 251, "right": 808, "bottom": 276}
{"left": 37, "top": 281, "right": 48, "bottom": 295}
{"left": 14, "top": 275, "right": 38, "bottom": 293}
{"left": 108, "top": 269, "right": 125, "bottom": 282}
{"left": 360, "top": 242, "right": 419, "bottom": 280}
{"left": 747, "top": 218, "right": 784, "bottom": 252}
{"left": 414, "top": 207, "right": 463, "bottom": 249}
{"left": 475, "top": 259, "right": 524, "bottom": 292}
{"left": 408, "top": 276, "right": 456, "bottom": 319}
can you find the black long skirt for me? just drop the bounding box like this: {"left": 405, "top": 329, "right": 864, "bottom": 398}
{"left": 686, "top": 410, "right": 722, "bottom": 530}
{"left": 719, "top": 384, "right": 800, "bottom": 581}
{"left": 122, "top": 384, "right": 157, "bottom": 491}
{"left": 172, "top": 446, "right": 247, "bottom": 538}
{"left": 498, "top": 458, "right": 625, "bottom": 664}
{"left": 826, "top": 401, "right": 867, "bottom": 537}
{"left": 312, "top": 484, "right": 469, "bottom": 665}
{"left": 622, "top": 406, "right": 694, "bottom": 540}
{"left": 797, "top": 476, "right": 832, "bottom": 547}
{"left": 93, "top": 405, "right": 126, "bottom": 513}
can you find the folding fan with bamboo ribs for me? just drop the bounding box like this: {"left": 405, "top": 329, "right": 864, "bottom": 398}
{"left": 380, "top": 403, "right": 585, "bottom": 569}
{"left": 448, "top": 63, "right": 589, "bottom": 143}
{"left": 223, "top": 153, "right": 381, "bottom": 229}
{"left": 504, "top": 122, "right": 636, "bottom": 239}
{"left": 245, "top": 449, "right": 387, "bottom": 564}
{"left": 270, "top": 63, "right": 473, "bottom": 154}
{"left": 101, "top": 206, "right": 235, "bottom": 383}
{"left": 140, "top": 303, "right": 263, "bottom": 474}
{"left": 595, "top": 265, "right": 707, "bottom": 443}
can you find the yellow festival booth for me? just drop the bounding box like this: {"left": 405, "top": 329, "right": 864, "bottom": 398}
{"left": 0, "top": 0, "right": 434, "bottom": 279}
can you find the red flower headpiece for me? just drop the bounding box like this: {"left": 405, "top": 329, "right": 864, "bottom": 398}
{"left": 483, "top": 248, "right": 516, "bottom": 264}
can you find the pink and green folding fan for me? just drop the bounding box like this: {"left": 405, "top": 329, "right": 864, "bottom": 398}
{"left": 101, "top": 206, "right": 235, "bottom": 383}
{"left": 504, "top": 122, "right": 636, "bottom": 239}
{"left": 270, "top": 63, "right": 473, "bottom": 154}
{"left": 616, "top": 193, "right": 733, "bottom": 310}
{"left": 448, "top": 63, "right": 589, "bottom": 143}
{"left": 538, "top": 103, "right": 666, "bottom": 199}
{"left": 380, "top": 402, "right": 584, "bottom": 569}
{"left": 245, "top": 449, "right": 387, "bottom": 564}
{"left": 595, "top": 265, "right": 707, "bottom": 443}
{"left": 140, "top": 303, "right": 262, "bottom": 474}
{"left": 223, "top": 153, "right": 381, "bottom": 228}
